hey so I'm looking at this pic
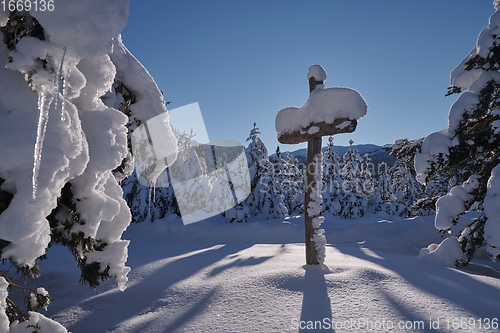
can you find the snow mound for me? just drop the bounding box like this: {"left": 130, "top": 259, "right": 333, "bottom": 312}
{"left": 307, "top": 64, "right": 327, "bottom": 81}
{"left": 275, "top": 86, "right": 367, "bottom": 135}
{"left": 418, "top": 237, "right": 464, "bottom": 267}
{"left": 435, "top": 175, "right": 479, "bottom": 231}
{"left": 414, "top": 129, "right": 451, "bottom": 184}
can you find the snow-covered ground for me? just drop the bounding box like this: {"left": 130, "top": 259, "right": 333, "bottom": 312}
{"left": 13, "top": 212, "right": 500, "bottom": 332}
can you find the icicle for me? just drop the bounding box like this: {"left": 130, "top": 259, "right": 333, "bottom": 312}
{"left": 152, "top": 179, "right": 156, "bottom": 203}
{"left": 60, "top": 65, "right": 70, "bottom": 122}
{"left": 32, "top": 47, "right": 67, "bottom": 199}
{"left": 53, "top": 47, "right": 67, "bottom": 121}
{"left": 147, "top": 181, "right": 153, "bottom": 222}
{"left": 32, "top": 92, "right": 54, "bottom": 199}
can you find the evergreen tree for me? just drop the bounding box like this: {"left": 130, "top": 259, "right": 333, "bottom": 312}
{"left": 284, "top": 152, "right": 304, "bottom": 214}
{"left": 244, "top": 123, "right": 273, "bottom": 216}
{"left": 413, "top": 172, "right": 449, "bottom": 216}
{"left": 243, "top": 126, "right": 288, "bottom": 219}
{"left": 153, "top": 169, "right": 180, "bottom": 218}
{"left": 360, "top": 153, "right": 377, "bottom": 213}
{"left": 224, "top": 203, "right": 251, "bottom": 223}
{"left": 386, "top": 138, "right": 422, "bottom": 217}
{"left": 122, "top": 170, "right": 153, "bottom": 223}
{"left": 340, "top": 140, "right": 365, "bottom": 219}
{"left": 416, "top": 4, "right": 500, "bottom": 265}
{"left": 245, "top": 123, "right": 269, "bottom": 188}
{"left": 374, "top": 162, "right": 393, "bottom": 215}
{"left": 253, "top": 163, "right": 288, "bottom": 219}
{"left": 271, "top": 146, "right": 287, "bottom": 195}
{"left": 389, "top": 159, "right": 416, "bottom": 218}
{"left": 0, "top": 3, "right": 178, "bottom": 330}
{"left": 322, "top": 136, "right": 343, "bottom": 215}
{"left": 244, "top": 123, "right": 267, "bottom": 215}
{"left": 217, "top": 143, "right": 251, "bottom": 223}
{"left": 122, "top": 163, "right": 180, "bottom": 223}
{"left": 168, "top": 131, "right": 210, "bottom": 217}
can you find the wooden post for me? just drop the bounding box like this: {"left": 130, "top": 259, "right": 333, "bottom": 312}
{"left": 275, "top": 65, "right": 363, "bottom": 265}
{"left": 305, "top": 136, "right": 321, "bottom": 264}
{"left": 304, "top": 78, "right": 322, "bottom": 265}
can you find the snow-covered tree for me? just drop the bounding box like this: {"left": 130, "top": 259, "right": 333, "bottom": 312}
{"left": 244, "top": 123, "right": 273, "bottom": 216}
{"left": 0, "top": 2, "right": 177, "bottom": 330}
{"left": 243, "top": 126, "right": 288, "bottom": 219}
{"left": 213, "top": 142, "right": 251, "bottom": 223}
{"left": 415, "top": 3, "right": 500, "bottom": 265}
{"left": 359, "top": 153, "right": 377, "bottom": 213}
{"left": 283, "top": 152, "right": 304, "bottom": 213}
{"left": 153, "top": 170, "right": 180, "bottom": 218}
{"left": 385, "top": 138, "right": 422, "bottom": 218}
{"left": 322, "top": 136, "right": 343, "bottom": 215}
{"left": 340, "top": 140, "right": 365, "bottom": 219}
{"left": 271, "top": 146, "right": 287, "bottom": 194}
{"left": 389, "top": 159, "right": 416, "bottom": 218}
{"left": 121, "top": 169, "right": 178, "bottom": 223}
{"left": 122, "top": 170, "right": 153, "bottom": 223}
{"left": 374, "top": 162, "right": 393, "bottom": 215}
{"left": 168, "top": 131, "right": 210, "bottom": 218}
{"left": 271, "top": 146, "right": 298, "bottom": 212}
{"left": 245, "top": 123, "right": 268, "bottom": 188}
{"left": 413, "top": 171, "right": 449, "bottom": 216}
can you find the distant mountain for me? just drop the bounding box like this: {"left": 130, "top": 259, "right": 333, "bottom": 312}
{"left": 290, "top": 144, "right": 383, "bottom": 159}
{"left": 274, "top": 144, "right": 396, "bottom": 178}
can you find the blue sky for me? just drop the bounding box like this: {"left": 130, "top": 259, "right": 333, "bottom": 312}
{"left": 122, "top": 1, "right": 496, "bottom": 152}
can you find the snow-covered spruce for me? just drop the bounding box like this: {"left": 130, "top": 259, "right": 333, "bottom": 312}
{"left": 321, "top": 136, "right": 343, "bottom": 216}
{"left": 389, "top": 158, "right": 416, "bottom": 218}
{"left": 0, "top": 1, "right": 177, "bottom": 330}
{"left": 283, "top": 151, "right": 304, "bottom": 214}
{"left": 243, "top": 123, "right": 269, "bottom": 216}
{"left": 386, "top": 138, "right": 423, "bottom": 218}
{"left": 359, "top": 153, "right": 376, "bottom": 213}
{"left": 271, "top": 146, "right": 297, "bottom": 214}
{"left": 243, "top": 123, "right": 287, "bottom": 219}
{"left": 340, "top": 140, "right": 365, "bottom": 219}
{"left": 415, "top": 3, "right": 500, "bottom": 265}
{"left": 374, "top": 162, "right": 393, "bottom": 216}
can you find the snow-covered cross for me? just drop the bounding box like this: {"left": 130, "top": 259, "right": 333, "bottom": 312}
{"left": 275, "top": 64, "right": 367, "bottom": 265}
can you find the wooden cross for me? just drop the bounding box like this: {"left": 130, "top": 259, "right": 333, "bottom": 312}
{"left": 275, "top": 65, "right": 363, "bottom": 265}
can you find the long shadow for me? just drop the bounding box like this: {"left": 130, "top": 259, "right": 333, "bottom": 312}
{"left": 336, "top": 242, "right": 500, "bottom": 322}
{"left": 135, "top": 288, "right": 219, "bottom": 333}
{"left": 61, "top": 243, "right": 254, "bottom": 332}
{"left": 208, "top": 255, "right": 273, "bottom": 277}
{"left": 298, "top": 265, "right": 334, "bottom": 333}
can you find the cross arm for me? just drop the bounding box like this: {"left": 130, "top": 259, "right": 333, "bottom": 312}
{"left": 277, "top": 118, "right": 357, "bottom": 145}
